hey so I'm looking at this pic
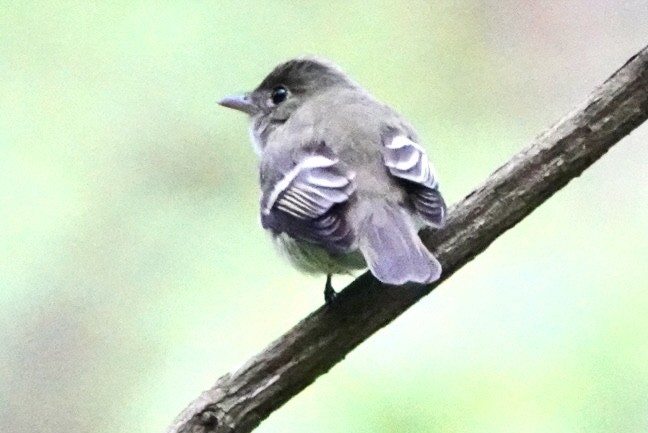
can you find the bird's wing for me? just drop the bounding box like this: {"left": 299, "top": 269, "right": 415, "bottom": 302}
{"left": 382, "top": 130, "right": 446, "bottom": 227}
{"left": 260, "top": 144, "right": 356, "bottom": 252}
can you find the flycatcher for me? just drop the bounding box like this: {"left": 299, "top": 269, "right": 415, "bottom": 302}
{"left": 219, "top": 57, "right": 446, "bottom": 303}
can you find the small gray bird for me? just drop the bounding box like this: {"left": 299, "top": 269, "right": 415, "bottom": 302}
{"left": 219, "top": 57, "right": 446, "bottom": 303}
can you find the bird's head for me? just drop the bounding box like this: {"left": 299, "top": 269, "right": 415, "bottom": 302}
{"left": 219, "top": 57, "right": 355, "bottom": 151}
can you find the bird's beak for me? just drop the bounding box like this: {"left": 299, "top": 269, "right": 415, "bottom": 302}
{"left": 218, "top": 93, "right": 256, "bottom": 115}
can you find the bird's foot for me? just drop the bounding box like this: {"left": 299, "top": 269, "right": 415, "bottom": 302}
{"left": 324, "top": 274, "right": 338, "bottom": 305}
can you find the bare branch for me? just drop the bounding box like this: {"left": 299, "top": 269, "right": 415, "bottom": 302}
{"left": 168, "top": 46, "right": 648, "bottom": 433}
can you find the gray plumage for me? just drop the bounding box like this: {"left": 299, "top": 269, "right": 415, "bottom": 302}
{"left": 219, "top": 57, "right": 446, "bottom": 301}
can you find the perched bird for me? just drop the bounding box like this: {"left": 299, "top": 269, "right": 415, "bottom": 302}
{"left": 219, "top": 57, "right": 446, "bottom": 303}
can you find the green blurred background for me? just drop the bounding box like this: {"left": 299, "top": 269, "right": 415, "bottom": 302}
{"left": 2, "top": 1, "right": 648, "bottom": 432}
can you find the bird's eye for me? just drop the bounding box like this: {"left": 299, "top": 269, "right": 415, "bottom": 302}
{"left": 271, "top": 86, "right": 288, "bottom": 105}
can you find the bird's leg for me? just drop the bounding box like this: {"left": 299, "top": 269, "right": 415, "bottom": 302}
{"left": 324, "top": 274, "right": 338, "bottom": 304}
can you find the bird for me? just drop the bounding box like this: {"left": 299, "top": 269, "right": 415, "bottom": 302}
{"left": 218, "top": 57, "right": 446, "bottom": 304}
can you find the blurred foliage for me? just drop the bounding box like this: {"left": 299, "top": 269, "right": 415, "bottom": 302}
{"left": 1, "top": 1, "right": 648, "bottom": 432}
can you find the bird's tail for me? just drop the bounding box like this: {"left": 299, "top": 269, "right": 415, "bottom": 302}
{"left": 358, "top": 202, "right": 441, "bottom": 285}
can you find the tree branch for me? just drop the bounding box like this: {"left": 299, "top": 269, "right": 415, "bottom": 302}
{"left": 168, "top": 46, "right": 648, "bottom": 433}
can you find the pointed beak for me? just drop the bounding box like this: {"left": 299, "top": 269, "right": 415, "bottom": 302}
{"left": 218, "top": 93, "right": 256, "bottom": 115}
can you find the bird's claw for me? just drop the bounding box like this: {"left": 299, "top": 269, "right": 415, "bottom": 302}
{"left": 324, "top": 274, "right": 338, "bottom": 305}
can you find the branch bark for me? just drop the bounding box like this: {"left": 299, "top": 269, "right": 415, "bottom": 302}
{"left": 169, "top": 46, "right": 648, "bottom": 433}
